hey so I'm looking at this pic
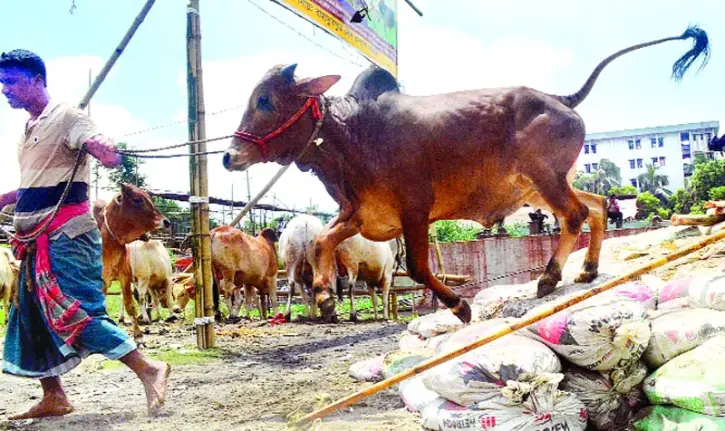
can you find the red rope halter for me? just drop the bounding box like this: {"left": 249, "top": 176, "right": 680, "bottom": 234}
{"left": 233, "top": 97, "right": 323, "bottom": 161}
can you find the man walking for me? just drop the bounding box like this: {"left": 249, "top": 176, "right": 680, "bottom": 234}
{"left": 0, "top": 49, "right": 170, "bottom": 419}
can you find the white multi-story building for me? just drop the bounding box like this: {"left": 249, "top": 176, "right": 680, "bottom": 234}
{"left": 577, "top": 121, "right": 720, "bottom": 192}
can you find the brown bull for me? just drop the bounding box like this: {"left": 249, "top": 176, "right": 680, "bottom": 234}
{"left": 223, "top": 27, "right": 710, "bottom": 323}
{"left": 93, "top": 184, "right": 170, "bottom": 342}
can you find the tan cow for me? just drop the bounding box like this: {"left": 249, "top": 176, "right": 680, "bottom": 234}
{"left": 210, "top": 226, "right": 279, "bottom": 320}
{"left": 336, "top": 234, "right": 395, "bottom": 321}
{"left": 0, "top": 247, "right": 19, "bottom": 325}
{"left": 128, "top": 239, "right": 174, "bottom": 324}
{"left": 93, "top": 183, "right": 170, "bottom": 343}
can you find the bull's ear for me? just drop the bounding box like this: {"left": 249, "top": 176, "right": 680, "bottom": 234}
{"left": 295, "top": 75, "right": 341, "bottom": 97}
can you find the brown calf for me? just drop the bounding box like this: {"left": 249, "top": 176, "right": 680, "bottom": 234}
{"left": 93, "top": 184, "right": 170, "bottom": 343}
{"left": 210, "top": 226, "right": 279, "bottom": 320}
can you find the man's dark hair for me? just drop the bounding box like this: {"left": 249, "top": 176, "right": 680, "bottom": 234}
{"left": 0, "top": 49, "right": 47, "bottom": 86}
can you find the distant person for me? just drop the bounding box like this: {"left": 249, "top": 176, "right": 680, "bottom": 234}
{"left": 528, "top": 209, "right": 548, "bottom": 233}
{"left": 607, "top": 195, "right": 623, "bottom": 228}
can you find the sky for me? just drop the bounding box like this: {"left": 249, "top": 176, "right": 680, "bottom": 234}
{"left": 1, "top": 0, "right": 723, "bottom": 222}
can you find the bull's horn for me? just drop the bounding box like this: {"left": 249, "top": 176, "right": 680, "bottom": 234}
{"left": 280, "top": 63, "right": 297, "bottom": 82}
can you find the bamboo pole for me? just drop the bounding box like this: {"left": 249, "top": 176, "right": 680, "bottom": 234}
{"left": 228, "top": 164, "right": 291, "bottom": 228}
{"left": 429, "top": 224, "right": 446, "bottom": 309}
{"left": 186, "top": 0, "right": 214, "bottom": 349}
{"left": 671, "top": 213, "right": 725, "bottom": 226}
{"left": 78, "top": 0, "right": 156, "bottom": 110}
{"left": 295, "top": 228, "right": 725, "bottom": 427}
{"left": 393, "top": 271, "right": 470, "bottom": 283}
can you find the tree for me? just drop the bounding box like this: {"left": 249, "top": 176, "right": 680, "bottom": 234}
{"left": 691, "top": 159, "right": 725, "bottom": 203}
{"left": 609, "top": 185, "right": 638, "bottom": 197}
{"left": 637, "top": 164, "right": 670, "bottom": 196}
{"left": 108, "top": 142, "right": 147, "bottom": 189}
{"left": 636, "top": 192, "right": 663, "bottom": 219}
{"left": 573, "top": 171, "right": 595, "bottom": 192}
{"left": 432, "top": 220, "right": 481, "bottom": 242}
{"left": 670, "top": 188, "right": 694, "bottom": 214}
{"left": 591, "top": 159, "right": 621, "bottom": 195}
{"left": 152, "top": 197, "right": 190, "bottom": 234}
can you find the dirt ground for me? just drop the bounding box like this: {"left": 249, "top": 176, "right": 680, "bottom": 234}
{"left": 2, "top": 225, "right": 724, "bottom": 431}
{"left": 0, "top": 317, "right": 422, "bottom": 431}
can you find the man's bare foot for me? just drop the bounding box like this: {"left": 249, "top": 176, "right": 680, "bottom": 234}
{"left": 9, "top": 393, "right": 73, "bottom": 420}
{"left": 139, "top": 361, "right": 171, "bottom": 415}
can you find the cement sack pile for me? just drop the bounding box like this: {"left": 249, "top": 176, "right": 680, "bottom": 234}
{"left": 560, "top": 362, "right": 648, "bottom": 430}
{"left": 644, "top": 334, "right": 725, "bottom": 416}
{"left": 407, "top": 309, "right": 465, "bottom": 338}
{"left": 657, "top": 272, "right": 725, "bottom": 311}
{"left": 520, "top": 286, "right": 652, "bottom": 372}
{"left": 472, "top": 280, "right": 537, "bottom": 320}
{"left": 634, "top": 406, "right": 725, "bottom": 430}
{"left": 642, "top": 308, "right": 725, "bottom": 368}
{"left": 420, "top": 373, "right": 588, "bottom": 431}
{"left": 421, "top": 323, "right": 561, "bottom": 406}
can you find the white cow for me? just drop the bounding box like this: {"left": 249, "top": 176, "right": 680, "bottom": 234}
{"left": 279, "top": 214, "right": 323, "bottom": 320}
{"left": 128, "top": 240, "right": 174, "bottom": 324}
{"left": 336, "top": 234, "right": 396, "bottom": 321}
{"left": 0, "top": 247, "right": 19, "bottom": 325}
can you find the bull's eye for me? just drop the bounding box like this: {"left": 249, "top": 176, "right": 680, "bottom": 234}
{"left": 133, "top": 197, "right": 144, "bottom": 207}
{"left": 257, "top": 95, "right": 273, "bottom": 112}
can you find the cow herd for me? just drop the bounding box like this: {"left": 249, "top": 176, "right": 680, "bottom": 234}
{"left": 0, "top": 184, "right": 402, "bottom": 343}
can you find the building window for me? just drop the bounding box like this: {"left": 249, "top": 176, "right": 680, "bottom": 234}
{"left": 591, "top": 144, "right": 597, "bottom": 154}
{"left": 658, "top": 137, "right": 664, "bottom": 147}
{"left": 635, "top": 139, "right": 641, "bottom": 149}
{"left": 630, "top": 179, "right": 637, "bottom": 187}
{"left": 651, "top": 137, "right": 657, "bottom": 148}
{"left": 652, "top": 157, "right": 659, "bottom": 166}
{"left": 637, "top": 158, "right": 643, "bottom": 168}
{"left": 681, "top": 132, "right": 690, "bottom": 141}
{"left": 659, "top": 157, "right": 666, "bottom": 166}
{"left": 584, "top": 163, "right": 591, "bottom": 173}
{"left": 628, "top": 140, "right": 635, "bottom": 150}
{"left": 584, "top": 144, "right": 590, "bottom": 154}
{"left": 592, "top": 163, "right": 598, "bottom": 170}
{"left": 629, "top": 159, "right": 635, "bottom": 169}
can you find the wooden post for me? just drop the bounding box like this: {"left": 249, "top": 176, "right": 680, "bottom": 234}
{"left": 186, "top": 0, "right": 215, "bottom": 349}
{"left": 428, "top": 223, "right": 446, "bottom": 310}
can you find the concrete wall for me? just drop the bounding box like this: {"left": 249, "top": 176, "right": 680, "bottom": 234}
{"left": 426, "top": 227, "right": 654, "bottom": 298}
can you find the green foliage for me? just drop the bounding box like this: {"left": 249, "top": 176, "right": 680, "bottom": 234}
{"left": 432, "top": 220, "right": 481, "bottom": 243}
{"left": 637, "top": 164, "right": 670, "bottom": 195}
{"left": 504, "top": 222, "right": 529, "bottom": 238}
{"left": 572, "top": 159, "right": 621, "bottom": 196}
{"left": 636, "top": 192, "right": 662, "bottom": 219}
{"left": 709, "top": 186, "right": 725, "bottom": 201}
{"left": 152, "top": 197, "right": 190, "bottom": 234}
{"left": 690, "top": 202, "right": 705, "bottom": 215}
{"left": 108, "top": 142, "right": 147, "bottom": 189}
{"left": 609, "top": 185, "right": 638, "bottom": 197}
{"left": 670, "top": 188, "right": 694, "bottom": 215}
{"left": 691, "top": 159, "right": 725, "bottom": 203}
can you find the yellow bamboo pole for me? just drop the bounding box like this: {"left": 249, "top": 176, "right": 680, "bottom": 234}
{"left": 671, "top": 213, "right": 725, "bottom": 226}
{"left": 186, "top": 0, "right": 214, "bottom": 349}
{"left": 295, "top": 228, "right": 725, "bottom": 427}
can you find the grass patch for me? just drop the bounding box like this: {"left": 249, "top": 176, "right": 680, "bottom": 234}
{"left": 98, "top": 345, "right": 227, "bottom": 370}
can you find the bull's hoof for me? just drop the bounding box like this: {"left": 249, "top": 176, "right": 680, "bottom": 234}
{"left": 537, "top": 276, "right": 559, "bottom": 298}
{"left": 450, "top": 299, "right": 472, "bottom": 324}
{"left": 575, "top": 270, "right": 598, "bottom": 284}
{"left": 165, "top": 315, "right": 180, "bottom": 323}
{"left": 227, "top": 315, "right": 242, "bottom": 324}
{"left": 284, "top": 312, "right": 292, "bottom": 322}
{"left": 349, "top": 312, "right": 358, "bottom": 323}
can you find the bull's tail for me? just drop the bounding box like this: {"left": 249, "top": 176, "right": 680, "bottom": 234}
{"left": 557, "top": 25, "right": 709, "bottom": 109}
